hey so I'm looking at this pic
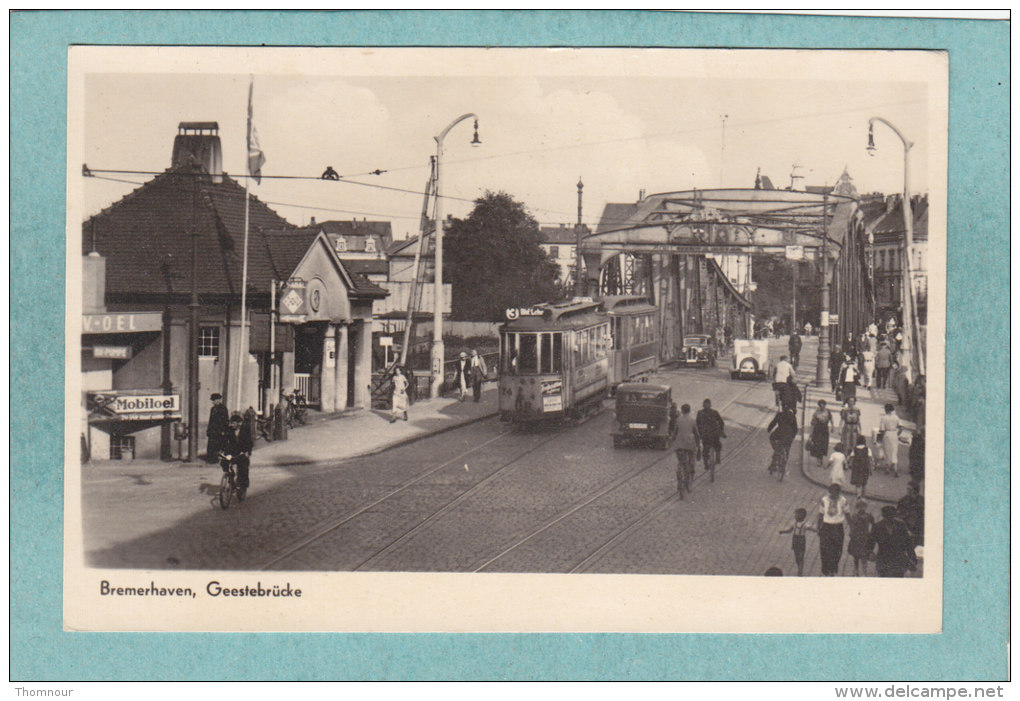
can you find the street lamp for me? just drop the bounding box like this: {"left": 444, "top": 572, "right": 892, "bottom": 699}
{"left": 431, "top": 113, "right": 480, "bottom": 398}
{"left": 867, "top": 116, "right": 922, "bottom": 378}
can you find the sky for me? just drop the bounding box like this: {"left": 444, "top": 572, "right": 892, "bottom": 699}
{"left": 76, "top": 48, "right": 943, "bottom": 240}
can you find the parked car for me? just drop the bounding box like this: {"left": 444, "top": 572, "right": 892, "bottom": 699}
{"left": 730, "top": 338, "right": 771, "bottom": 380}
{"left": 611, "top": 382, "right": 677, "bottom": 450}
{"left": 681, "top": 334, "right": 717, "bottom": 367}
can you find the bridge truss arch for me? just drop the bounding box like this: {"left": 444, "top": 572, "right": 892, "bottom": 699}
{"left": 581, "top": 188, "right": 874, "bottom": 364}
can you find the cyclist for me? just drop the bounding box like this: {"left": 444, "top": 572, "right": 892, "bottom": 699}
{"left": 767, "top": 407, "right": 798, "bottom": 476}
{"left": 220, "top": 412, "right": 253, "bottom": 499}
{"left": 674, "top": 404, "right": 700, "bottom": 493}
{"left": 696, "top": 398, "right": 726, "bottom": 471}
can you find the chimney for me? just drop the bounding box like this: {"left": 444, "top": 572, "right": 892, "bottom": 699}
{"left": 309, "top": 216, "right": 316, "bottom": 226}
{"left": 172, "top": 122, "right": 223, "bottom": 183}
{"left": 639, "top": 189, "right": 646, "bottom": 201}
{"left": 82, "top": 252, "right": 107, "bottom": 314}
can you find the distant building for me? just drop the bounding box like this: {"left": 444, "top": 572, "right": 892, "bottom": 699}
{"left": 863, "top": 193, "right": 929, "bottom": 324}
{"left": 538, "top": 223, "right": 589, "bottom": 288}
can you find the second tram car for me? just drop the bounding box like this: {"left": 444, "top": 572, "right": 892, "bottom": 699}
{"left": 499, "top": 300, "right": 611, "bottom": 426}
{"left": 602, "top": 295, "right": 660, "bottom": 390}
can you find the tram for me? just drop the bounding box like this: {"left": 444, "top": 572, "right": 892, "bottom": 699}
{"left": 602, "top": 295, "right": 660, "bottom": 391}
{"left": 498, "top": 299, "right": 611, "bottom": 426}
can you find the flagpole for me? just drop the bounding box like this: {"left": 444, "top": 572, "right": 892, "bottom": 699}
{"left": 235, "top": 77, "right": 254, "bottom": 413}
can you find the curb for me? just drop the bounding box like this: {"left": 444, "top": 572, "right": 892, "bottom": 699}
{"left": 258, "top": 407, "right": 501, "bottom": 469}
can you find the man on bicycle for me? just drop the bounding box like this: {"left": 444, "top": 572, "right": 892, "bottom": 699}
{"left": 766, "top": 407, "right": 798, "bottom": 475}
{"left": 220, "top": 412, "right": 253, "bottom": 498}
{"left": 674, "top": 404, "right": 699, "bottom": 493}
{"left": 696, "top": 398, "right": 726, "bottom": 470}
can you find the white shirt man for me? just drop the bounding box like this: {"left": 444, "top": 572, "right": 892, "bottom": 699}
{"left": 774, "top": 356, "right": 795, "bottom": 385}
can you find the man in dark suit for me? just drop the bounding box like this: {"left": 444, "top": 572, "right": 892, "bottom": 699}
{"left": 205, "top": 393, "right": 229, "bottom": 463}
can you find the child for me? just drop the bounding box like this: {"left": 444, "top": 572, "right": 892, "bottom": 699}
{"left": 846, "top": 499, "right": 875, "bottom": 576}
{"left": 779, "top": 507, "right": 816, "bottom": 576}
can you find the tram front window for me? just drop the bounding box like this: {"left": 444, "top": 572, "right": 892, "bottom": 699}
{"left": 518, "top": 333, "right": 538, "bottom": 373}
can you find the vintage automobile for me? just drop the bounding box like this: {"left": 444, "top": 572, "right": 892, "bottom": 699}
{"left": 730, "top": 338, "right": 772, "bottom": 380}
{"left": 611, "top": 382, "right": 677, "bottom": 450}
{"left": 681, "top": 334, "right": 717, "bottom": 367}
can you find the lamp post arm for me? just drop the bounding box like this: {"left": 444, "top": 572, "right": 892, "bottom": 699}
{"left": 868, "top": 116, "right": 914, "bottom": 152}
{"left": 436, "top": 113, "right": 478, "bottom": 145}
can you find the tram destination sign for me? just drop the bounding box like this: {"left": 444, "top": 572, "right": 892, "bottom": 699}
{"left": 505, "top": 307, "right": 545, "bottom": 320}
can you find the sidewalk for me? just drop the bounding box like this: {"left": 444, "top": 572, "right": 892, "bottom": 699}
{"left": 85, "top": 383, "right": 501, "bottom": 475}
{"left": 799, "top": 381, "right": 916, "bottom": 504}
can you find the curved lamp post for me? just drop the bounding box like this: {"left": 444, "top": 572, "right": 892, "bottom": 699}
{"left": 431, "top": 113, "right": 481, "bottom": 398}
{"left": 867, "top": 116, "right": 923, "bottom": 378}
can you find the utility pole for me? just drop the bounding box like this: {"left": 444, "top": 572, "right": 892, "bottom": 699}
{"left": 186, "top": 168, "right": 200, "bottom": 462}
{"left": 815, "top": 194, "right": 831, "bottom": 385}
{"left": 574, "top": 177, "right": 584, "bottom": 296}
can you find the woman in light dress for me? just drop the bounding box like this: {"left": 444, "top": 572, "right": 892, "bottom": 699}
{"left": 826, "top": 443, "right": 848, "bottom": 489}
{"left": 390, "top": 365, "right": 409, "bottom": 423}
{"left": 877, "top": 403, "right": 903, "bottom": 477}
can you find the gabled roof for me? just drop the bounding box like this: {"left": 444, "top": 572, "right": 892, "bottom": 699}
{"left": 84, "top": 165, "right": 295, "bottom": 298}
{"left": 83, "top": 166, "right": 388, "bottom": 300}
{"left": 340, "top": 258, "right": 389, "bottom": 276}
{"left": 387, "top": 234, "right": 434, "bottom": 257}
{"left": 868, "top": 196, "right": 929, "bottom": 242}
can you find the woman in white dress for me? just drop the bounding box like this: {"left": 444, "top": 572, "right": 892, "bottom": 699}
{"left": 877, "top": 403, "right": 903, "bottom": 477}
{"left": 390, "top": 366, "right": 409, "bottom": 423}
{"left": 826, "top": 443, "right": 848, "bottom": 488}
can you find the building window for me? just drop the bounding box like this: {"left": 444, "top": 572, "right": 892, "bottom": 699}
{"left": 549, "top": 245, "right": 559, "bottom": 258}
{"left": 365, "top": 237, "right": 376, "bottom": 253}
{"left": 111, "top": 435, "right": 135, "bottom": 460}
{"left": 335, "top": 236, "right": 347, "bottom": 252}
{"left": 199, "top": 326, "right": 220, "bottom": 358}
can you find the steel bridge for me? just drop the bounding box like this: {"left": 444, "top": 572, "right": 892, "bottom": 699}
{"left": 580, "top": 188, "right": 875, "bottom": 375}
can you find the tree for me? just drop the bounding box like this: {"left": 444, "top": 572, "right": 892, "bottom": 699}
{"left": 444, "top": 191, "right": 563, "bottom": 321}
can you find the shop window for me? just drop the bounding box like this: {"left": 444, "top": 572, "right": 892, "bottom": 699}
{"left": 199, "top": 326, "right": 220, "bottom": 358}
{"left": 111, "top": 435, "right": 135, "bottom": 460}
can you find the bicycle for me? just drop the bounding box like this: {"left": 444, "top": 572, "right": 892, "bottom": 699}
{"left": 768, "top": 442, "right": 790, "bottom": 482}
{"left": 703, "top": 443, "right": 719, "bottom": 483}
{"left": 254, "top": 411, "right": 274, "bottom": 442}
{"left": 675, "top": 448, "right": 695, "bottom": 500}
{"left": 284, "top": 391, "right": 308, "bottom": 429}
{"left": 217, "top": 452, "right": 246, "bottom": 509}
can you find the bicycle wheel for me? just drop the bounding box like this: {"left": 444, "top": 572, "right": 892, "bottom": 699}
{"left": 706, "top": 450, "right": 716, "bottom": 483}
{"left": 218, "top": 472, "right": 234, "bottom": 510}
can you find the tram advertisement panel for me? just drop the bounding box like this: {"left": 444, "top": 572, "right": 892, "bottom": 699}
{"left": 541, "top": 379, "right": 563, "bottom": 412}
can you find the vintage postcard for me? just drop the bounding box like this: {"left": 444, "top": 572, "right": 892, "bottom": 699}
{"left": 64, "top": 45, "right": 946, "bottom": 633}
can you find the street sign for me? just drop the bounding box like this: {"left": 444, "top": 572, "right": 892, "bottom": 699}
{"left": 82, "top": 312, "right": 162, "bottom": 334}
{"left": 785, "top": 245, "right": 804, "bottom": 260}
{"left": 380, "top": 336, "right": 393, "bottom": 347}
{"left": 93, "top": 345, "right": 132, "bottom": 359}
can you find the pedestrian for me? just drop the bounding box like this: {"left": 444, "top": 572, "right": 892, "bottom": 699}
{"left": 807, "top": 399, "right": 833, "bottom": 466}
{"left": 876, "top": 403, "right": 903, "bottom": 477}
{"left": 840, "top": 396, "right": 862, "bottom": 451}
{"left": 875, "top": 342, "right": 893, "bottom": 389}
{"left": 389, "top": 365, "right": 409, "bottom": 423}
{"left": 817, "top": 483, "right": 849, "bottom": 576}
{"left": 673, "top": 403, "right": 699, "bottom": 493}
{"left": 826, "top": 443, "right": 848, "bottom": 489}
{"left": 766, "top": 408, "right": 798, "bottom": 476}
{"left": 778, "top": 375, "right": 802, "bottom": 413}
{"left": 846, "top": 499, "right": 875, "bottom": 576}
{"left": 908, "top": 429, "right": 925, "bottom": 486}
{"left": 205, "top": 393, "right": 229, "bottom": 463}
{"left": 779, "top": 507, "right": 816, "bottom": 576}
{"left": 838, "top": 354, "right": 860, "bottom": 402}
{"left": 695, "top": 398, "right": 726, "bottom": 469}
{"left": 804, "top": 321, "right": 813, "bottom": 336}
{"left": 469, "top": 349, "right": 488, "bottom": 402}
{"left": 453, "top": 351, "right": 470, "bottom": 401}
{"left": 788, "top": 331, "right": 802, "bottom": 369}
{"left": 849, "top": 436, "right": 873, "bottom": 499}
{"left": 861, "top": 346, "right": 876, "bottom": 390}
{"left": 867, "top": 320, "right": 879, "bottom": 339}
{"left": 897, "top": 480, "right": 925, "bottom": 547}
{"left": 773, "top": 355, "right": 795, "bottom": 406}
{"left": 868, "top": 505, "right": 917, "bottom": 577}
{"left": 829, "top": 345, "right": 843, "bottom": 393}
{"left": 844, "top": 332, "right": 858, "bottom": 358}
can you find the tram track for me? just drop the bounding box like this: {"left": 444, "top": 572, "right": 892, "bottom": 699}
{"left": 567, "top": 397, "right": 776, "bottom": 573}
{"left": 472, "top": 379, "right": 767, "bottom": 573}
{"left": 258, "top": 409, "right": 608, "bottom": 571}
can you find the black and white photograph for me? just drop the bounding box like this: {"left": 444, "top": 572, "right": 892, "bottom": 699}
{"left": 65, "top": 46, "right": 945, "bottom": 632}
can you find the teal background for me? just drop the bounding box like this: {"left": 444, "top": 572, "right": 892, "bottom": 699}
{"left": 10, "top": 11, "right": 1009, "bottom": 680}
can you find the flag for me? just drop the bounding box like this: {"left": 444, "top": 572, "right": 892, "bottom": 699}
{"left": 247, "top": 78, "right": 265, "bottom": 184}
